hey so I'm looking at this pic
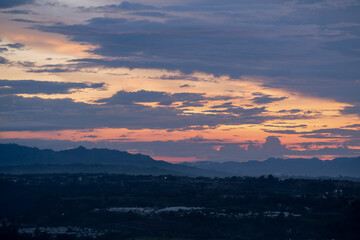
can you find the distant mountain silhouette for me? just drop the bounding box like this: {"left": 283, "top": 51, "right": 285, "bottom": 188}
{"left": 1, "top": 143, "right": 360, "bottom": 178}
{"left": 182, "top": 156, "right": 360, "bottom": 178}
{"left": 0, "top": 143, "right": 223, "bottom": 176}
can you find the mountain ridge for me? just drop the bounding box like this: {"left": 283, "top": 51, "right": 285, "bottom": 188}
{"left": 0, "top": 143, "right": 224, "bottom": 176}
{"left": 1, "top": 143, "right": 360, "bottom": 177}
{"left": 182, "top": 156, "right": 360, "bottom": 177}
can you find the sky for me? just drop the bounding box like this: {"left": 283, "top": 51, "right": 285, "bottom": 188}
{"left": 0, "top": 0, "right": 360, "bottom": 163}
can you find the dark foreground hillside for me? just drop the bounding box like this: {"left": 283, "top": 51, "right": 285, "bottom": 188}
{"left": 1, "top": 174, "right": 360, "bottom": 240}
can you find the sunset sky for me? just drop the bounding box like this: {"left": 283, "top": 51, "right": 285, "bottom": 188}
{"left": 0, "top": 0, "right": 360, "bottom": 162}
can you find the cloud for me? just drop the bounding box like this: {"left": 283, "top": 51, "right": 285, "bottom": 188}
{"left": 345, "top": 124, "right": 360, "bottom": 128}
{"left": 159, "top": 75, "right": 201, "bottom": 81}
{"left": 87, "top": 1, "right": 158, "bottom": 13}
{"left": 0, "top": 0, "right": 34, "bottom": 9}
{"left": 97, "top": 90, "right": 174, "bottom": 105}
{"left": 110, "top": 135, "right": 359, "bottom": 161}
{"left": 27, "top": 68, "right": 77, "bottom": 73}
{"left": 307, "top": 128, "right": 360, "bottom": 138}
{"left": 83, "top": 135, "right": 98, "bottom": 138}
{"left": 225, "top": 107, "right": 267, "bottom": 116}
{"left": 264, "top": 124, "right": 307, "bottom": 128}
{"left": 11, "top": 18, "right": 40, "bottom": 23}
{"left": 207, "top": 103, "right": 267, "bottom": 116}
{"left": 0, "top": 79, "right": 104, "bottom": 95}
{"left": 17, "top": 61, "right": 35, "bottom": 67}
{"left": 0, "top": 91, "right": 273, "bottom": 131}
{"left": 98, "top": 90, "right": 232, "bottom": 107}
{"left": 1, "top": 9, "right": 32, "bottom": 14}
{"left": 35, "top": 0, "right": 360, "bottom": 106}
{"left": 341, "top": 105, "right": 360, "bottom": 117}
{"left": 0, "top": 48, "right": 8, "bottom": 53}
{"left": 264, "top": 127, "right": 360, "bottom": 139}
{"left": 131, "top": 11, "right": 171, "bottom": 18}
{"left": 38, "top": 17, "right": 294, "bottom": 74}
{"left": 264, "top": 129, "right": 298, "bottom": 134}
{"left": 5, "top": 43, "right": 25, "bottom": 49}
{"left": 323, "top": 38, "right": 360, "bottom": 57}
{"left": 211, "top": 102, "right": 236, "bottom": 109}
{"left": 0, "top": 56, "right": 9, "bottom": 64}
{"left": 252, "top": 95, "right": 287, "bottom": 104}
{"left": 3, "top": 135, "right": 358, "bottom": 162}
{"left": 278, "top": 109, "right": 303, "bottom": 114}
{"left": 116, "top": 1, "right": 157, "bottom": 10}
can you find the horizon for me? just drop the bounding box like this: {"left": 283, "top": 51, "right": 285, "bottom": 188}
{"left": 1, "top": 0, "right": 360, "bottom": 163}
{"left": 2, "top": 142, "right": 359, "bottom": 164}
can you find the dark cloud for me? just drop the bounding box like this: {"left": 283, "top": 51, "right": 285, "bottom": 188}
{"left": 300, "top": 141, "right": 337, "bottom": 148}
{"left": 264, "top": 124, "right": 307, "bottom": 128}
{"left": 211, "top": 102, "right": 236, "bottom": 109}
{"left": 309, "top": 128, "right": 360, "bottom": 138}
{"left": 131, "top": 11, "right": 171, "bottom": 18}
{"left": 252, "top": 95, "right": 287, "bottom": 104}
{"left": 264, "top": 127, "right": 360, "bottom": 139}
{"left": 341, "top": 105, "right": 360, "bottom": 117}
{"left": 278, "top": 109, "right": 304, "bottom": 114}
{"left": 11, "top": 18, "right": 39, "bottom": 23}
{"left": 264, "top": 129, "right": 298, "bottom": 134}
{"left": 345, "top": 124, "right": 360, "bottom": 128}
{"left": 0, "top": 91, "right": 273, "bottom": 131}
{"left": 0, "top": 56, "right": 9, "bottom": 64}
{"left": 86, "top": 1, "right": 157, "bottom": 13}
{"left": 98, "top": 90, "right": 232, "bottom": 107}
{"left": 300, "top": 134, "right": 346, "bottom": 139}
{"left": 5, "top": 43, "right": 25, "bottom": 49}
{"left": 36, "top": 0, "right": 360, "bottom": 105}
{"left": 159, "top": 75, "right": 201, "bottom": 81}
{"left": 323, "top": 38, "right": 360, "bottom": 57}
{"left": 0, "top": 48, "right": 8, "bottom": 53}
{"left": 17, "top": 61, "right": 35, "bottom": 67}
{"left": 226, "top": 107, "right": 267, "bottom": 116}
{"left": 1, "top": 9, "right": 32, "bottom": 14}
{"left": 97, "top": 90, "right": 172, "bottom": 105}
{"left": 0, "top": 80, "right": 104, "bottom": 95}
{"left": 207, "top": 104, "right": 267, "bottom": 117}
{"left": 38, "top": 17, "right": 295, "bottom": 74}
{"left": 27, "top": 68, "right": 77, "bottom": 73}
{"left": 83, "top": 135, "right": 98, "bottom": 138}
{"left": 117, "top": 1, "right": 157, "bottom": 10}
{"left": 0, "top": 0, "right": 34, "bottom": 9}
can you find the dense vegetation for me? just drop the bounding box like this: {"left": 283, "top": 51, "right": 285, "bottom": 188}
{"left": 1, "top": 174, "right": 360, "bottom": 239}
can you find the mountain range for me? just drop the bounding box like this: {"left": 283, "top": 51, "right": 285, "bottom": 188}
{"left": 1, "top": 143, "right": 360, "bottom": 178}
{"left": 182, "top": 157, "right": 360, "bottom": 178}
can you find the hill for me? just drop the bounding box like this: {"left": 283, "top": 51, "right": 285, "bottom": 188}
{"left": 1, "top": 143, "right": 360, "bottom": 177}
{"left": 0, "top": 143, "right": 222, "bottom": 176}
{"left": 182, "top": 156, "right": 360, "bottom": 178}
